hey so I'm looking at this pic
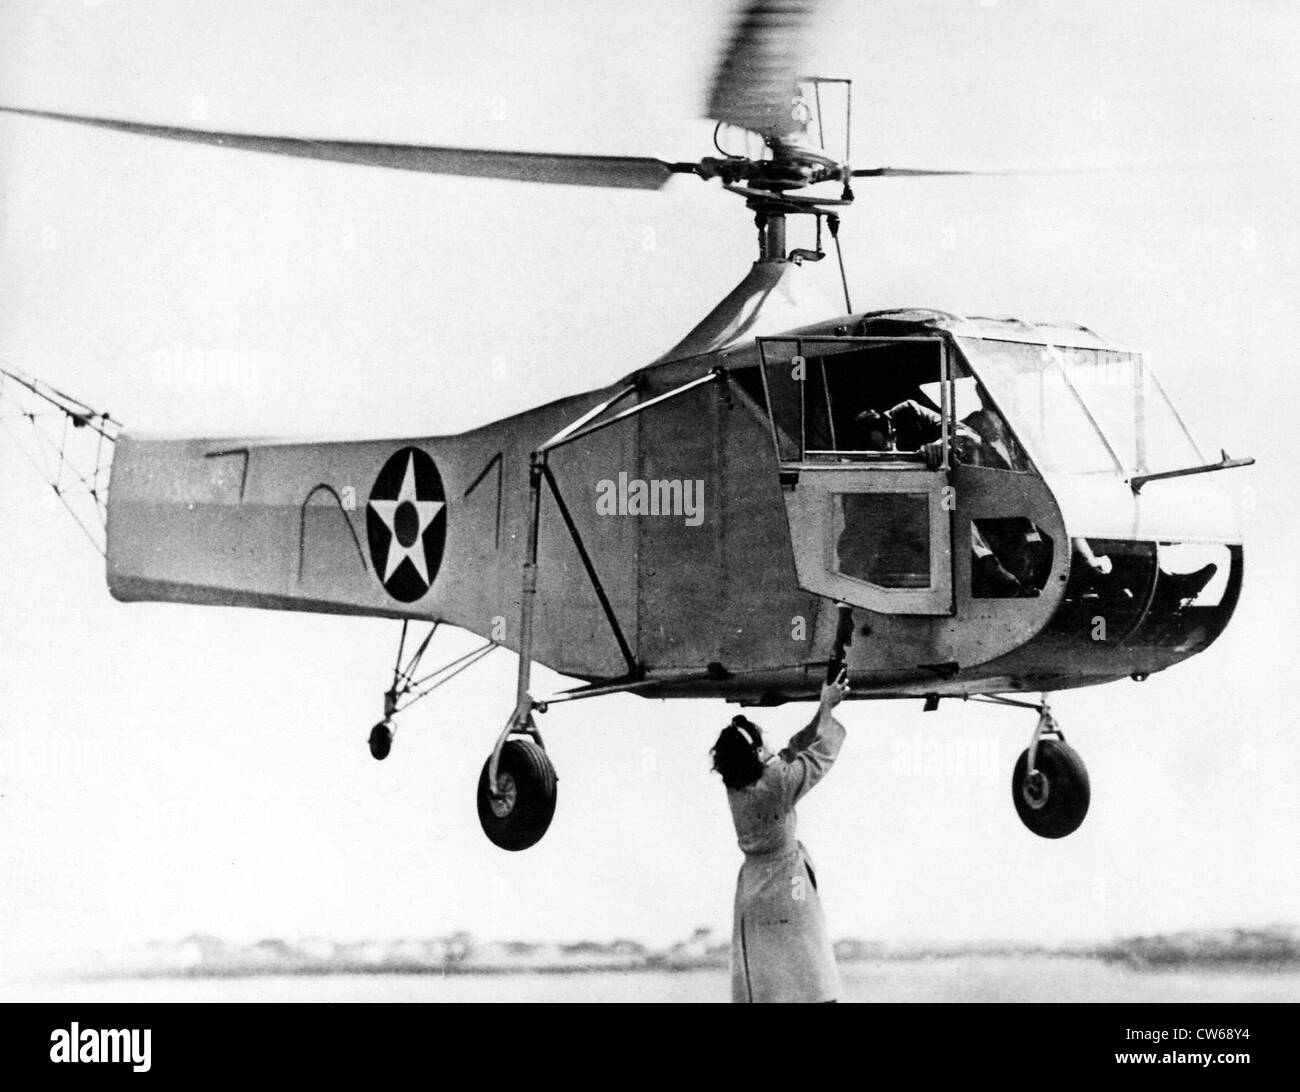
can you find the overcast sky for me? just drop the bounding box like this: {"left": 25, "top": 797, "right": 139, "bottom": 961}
{"left": 0, "top": 0, "right": 1296, "bottom": 980}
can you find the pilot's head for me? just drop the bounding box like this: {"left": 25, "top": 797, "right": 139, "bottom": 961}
{"left": 853, "top": 409, "right": 892, "bottom": 451}
{"left": 964, "top": 407, "right": 1005, "bottom": 442}
{"left": 711, "top": 715, "right": 769, "bottom": 790}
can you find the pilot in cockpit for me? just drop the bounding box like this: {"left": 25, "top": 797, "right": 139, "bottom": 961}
{"left": 853, "top": 397, "right": 1028, "bottom": 472}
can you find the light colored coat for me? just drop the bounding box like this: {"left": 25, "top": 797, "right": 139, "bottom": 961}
{"left": 726, "top": 716, "right": 846, "bottom": 1003}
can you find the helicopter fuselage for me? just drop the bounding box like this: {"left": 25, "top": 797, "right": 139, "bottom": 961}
{"left": 105, "top": 305, "right": 1245, "bottom": 707}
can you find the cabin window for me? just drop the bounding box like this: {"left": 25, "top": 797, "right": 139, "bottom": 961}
{"left": 832, "top": 492, "right": 931, "bottom": 588}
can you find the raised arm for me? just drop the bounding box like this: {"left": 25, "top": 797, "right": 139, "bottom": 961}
{"left": 780, "top": 713, "right": 823, "bottom": 761}
{"left": 778, "top": 671, "right": 850, "bottom": 807}
{"left": 885, "top": 400, "right": 942, "bottom": 448}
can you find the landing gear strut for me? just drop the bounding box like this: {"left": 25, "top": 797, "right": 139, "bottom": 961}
{"left": 471, "top": 370, "right": 722, "bottom": 850}
{"left": 1010, "top": 701, "right": 1090, "bottom": 839}
{"left": 969, "top": 694, "right": 1091, "bottom": 838}
{"left": 364, "top": 619, "right": 557, "bottom": 850}
{"left": 366, "top": 620, "right": 499, "bottom": 761}
{"left": 476, "top": 453, "right": 560, "bottom": 851}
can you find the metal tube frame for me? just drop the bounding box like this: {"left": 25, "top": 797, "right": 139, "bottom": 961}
{"left": 486, "top": 369, "right": 724, "bottom": 793}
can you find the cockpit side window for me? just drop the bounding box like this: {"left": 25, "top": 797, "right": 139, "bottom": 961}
{"left": 755, "top": 336, "right": 952, "bottom": 462}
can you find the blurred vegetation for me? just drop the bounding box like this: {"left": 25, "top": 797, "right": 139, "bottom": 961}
{"left": 86, "top": 923, "right": 1299, "bottom": 978}
{"left": 1090, "top": 925, "right": 1299, "bottom": 969}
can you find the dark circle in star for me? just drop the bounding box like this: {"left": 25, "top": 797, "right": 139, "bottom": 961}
{"left": 366, "top": 446, "right": 447, "bottom": 603}
{"left": 394, "top": 501, "right": 420, "bottom": 548}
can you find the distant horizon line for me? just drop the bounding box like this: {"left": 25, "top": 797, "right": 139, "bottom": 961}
{"left": 81, "top": 922, "right": 1299, "bottom": 975}
{"left": 135, "top": 920, "right": 1300, "bottom": 948}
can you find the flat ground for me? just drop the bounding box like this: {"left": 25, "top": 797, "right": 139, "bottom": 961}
{"left": 4, "top": 957, "right": 1297, "bottom": 1003}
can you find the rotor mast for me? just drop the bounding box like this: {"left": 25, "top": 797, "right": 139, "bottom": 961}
{"left": 756, "top": 209, "right": 786, "bottom": 262}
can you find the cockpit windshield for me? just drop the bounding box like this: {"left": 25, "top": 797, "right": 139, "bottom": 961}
{"left": 1054, "top": 346, "right": 1203, "bottom": 474}
{"left": 956, "top": 338, "right": 1203, "bottom": 476}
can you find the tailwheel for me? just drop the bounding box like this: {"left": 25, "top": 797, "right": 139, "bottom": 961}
{"left": 365, "top": 620, "right": 499, "bottom": 763}
{"left": 1012, "top": 737, "right": 1090, "bottom": 839}
{"left": 477, "top": 738, "right": 558, "bottom": 851}
{"left": 368, "top": 721, "right": 394, "bottom": 761}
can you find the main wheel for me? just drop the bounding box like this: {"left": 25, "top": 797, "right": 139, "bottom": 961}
{"left": 1011, "top": 739, "right": 1090, "bottom": 838}
{"left": 477, "top": 739, "right": 558, "bottom": 851}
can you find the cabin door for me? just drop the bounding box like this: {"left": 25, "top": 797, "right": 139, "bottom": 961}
{"left": 755, "top": 334, "right": 956, "bottom": 616}
{"left": 781, "top": 465, "right": 953, "bottom": 615}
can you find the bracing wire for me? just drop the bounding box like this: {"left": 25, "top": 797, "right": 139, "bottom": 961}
{"left": 385, "top": 622, "right": 500, "bottom": 716}
{"left": 0, "top": 364, "right": 120, "bottom": 558}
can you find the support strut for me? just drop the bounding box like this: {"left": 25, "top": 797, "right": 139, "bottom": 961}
{"left": 966, "top": 692, "right": 1065, "bottom": 778}
{"left": 487, "top": 369, "right": 726, "bottom": 794}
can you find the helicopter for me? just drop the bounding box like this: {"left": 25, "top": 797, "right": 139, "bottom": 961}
{"left": 0, "top": 0, "right": 1254, "bottom": 853}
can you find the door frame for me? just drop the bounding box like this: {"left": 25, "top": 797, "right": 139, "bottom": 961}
{"left": 782, "top": 464, "right": 954, "bottom": 615}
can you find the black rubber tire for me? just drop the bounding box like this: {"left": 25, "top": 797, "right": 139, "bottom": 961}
{"left": 477, "top": 739, "right": 558, "bottom": 851}
{"left": 1011, "top": 739, "right": 1090, "bottom": 839}
{"left": 368, "top": 722, "right": 393, "bottom": 761}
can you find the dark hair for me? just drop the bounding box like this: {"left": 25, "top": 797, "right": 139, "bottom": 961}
{"left": 853, "top": 409, "right": 891, "bottom": 450}
{"left": 711, "top": 715, "right": 765, "bottom": 790}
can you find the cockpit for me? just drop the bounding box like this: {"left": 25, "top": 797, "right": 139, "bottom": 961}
{"left": 734, "top": 310, "right": 1243, "bottom": 663}
{"left": 741, "top": 313, "right": 1206, "bottom": 482}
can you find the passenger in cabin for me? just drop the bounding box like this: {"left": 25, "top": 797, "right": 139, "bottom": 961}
{"left": 1071, "top": 538, "right": 1150, "bottom": 605}
{"left": 970, "top": 532, "right": 1035, "bottom": 598}
{"left": 1152, "top": 562, "right": 1218, "bottom": 611}
{"left": 1073, "top": 538, "right": 1114, "bottom": 580}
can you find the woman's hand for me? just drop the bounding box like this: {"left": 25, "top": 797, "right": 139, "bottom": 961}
{"left": 820, "top": 668, "right": 850, "bottom": 712}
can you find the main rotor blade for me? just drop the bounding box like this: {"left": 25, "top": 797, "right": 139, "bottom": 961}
{"left": 853, "top": 167, "right": 997, "bottom": 178}
{"left": 0, "top": 106, "right": 697, "bottom": 190}
{"left": 706, "top": 0, "right": 824, "bottom": 139}
{"left": 852, "top": 164, "right": 1179, "bottom": 178}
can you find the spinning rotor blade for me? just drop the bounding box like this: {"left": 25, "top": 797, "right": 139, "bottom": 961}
{"left": 852, "top": 164, "right": 1176, "bottom": 178}
{"left": 0, "top": 106, "right": 697, "bottom": 190}
{"left": 706, "top": 0, "right": 825, "bottom": 139}
{"left": 853, "top": 166, "right": 1001, "bottom": 178}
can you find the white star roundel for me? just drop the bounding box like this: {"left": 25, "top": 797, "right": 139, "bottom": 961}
{"left": 366, "top": 447, "right": 447, "bottom": 602}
